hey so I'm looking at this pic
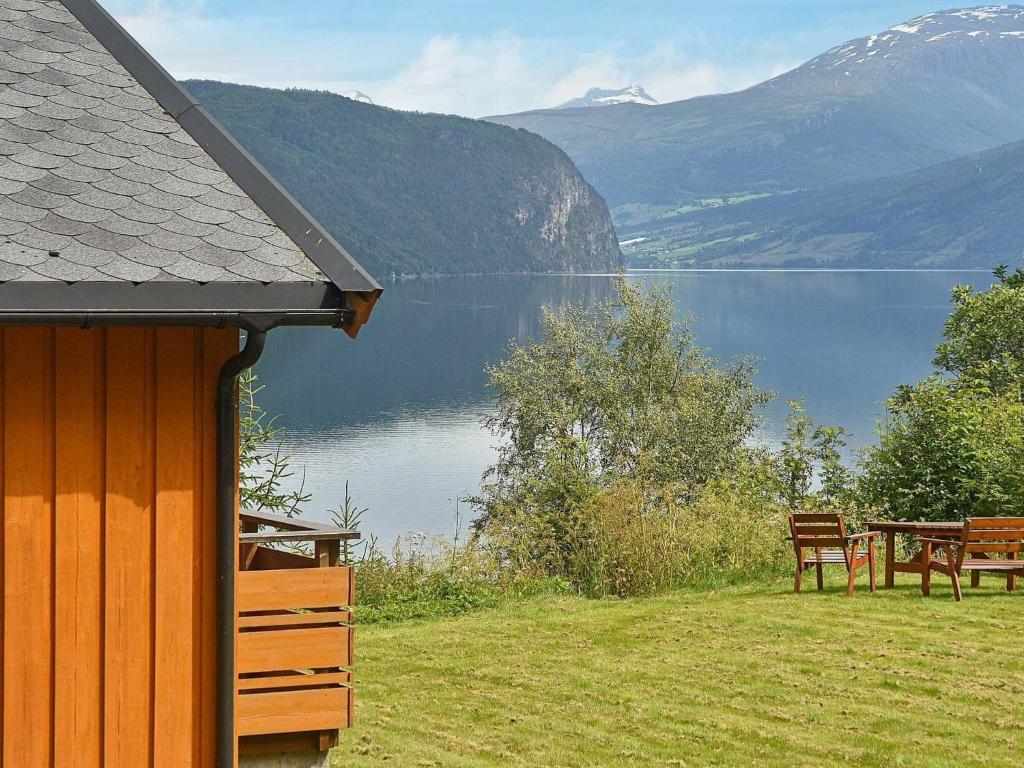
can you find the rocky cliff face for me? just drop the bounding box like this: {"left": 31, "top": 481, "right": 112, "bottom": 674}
{"left": 185, "top": 81, "right": 622, "bottom": 277}
{"left": 513, "top": 160, "right": 620, "bottom": 273}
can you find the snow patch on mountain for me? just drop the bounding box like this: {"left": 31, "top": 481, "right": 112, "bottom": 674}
{"left": 341, "top": 90, "right": 373, "bottom": 104}
{"left": 766, "top": 5, "right": 1024, "bottom": 86}
{"left": 555, "top": 85, "right": 659, "bottom": 109}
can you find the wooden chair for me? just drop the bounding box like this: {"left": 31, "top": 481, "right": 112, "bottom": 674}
{"left": 920, "top": 517, "right": 1024, "bottom": 601}
{"left": 789, "top": 513, "right": 878, "bottom": 596}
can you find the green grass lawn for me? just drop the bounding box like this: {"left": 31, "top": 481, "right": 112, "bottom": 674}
{"left": 334, "top": 576, "right": 1024, "bottom": 767}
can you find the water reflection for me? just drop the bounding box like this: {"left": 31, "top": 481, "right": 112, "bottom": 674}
{"left": 256, "top": 270, "right": 990, "bottom": 544}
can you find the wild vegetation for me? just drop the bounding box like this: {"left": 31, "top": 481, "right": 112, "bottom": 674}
{"left": 243, "top": 269, "right": 1024, "bottom": 621}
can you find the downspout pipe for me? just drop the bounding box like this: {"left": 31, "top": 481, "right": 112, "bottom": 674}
{"left": 216, "top": 329, "right": 268, "bottom": 768}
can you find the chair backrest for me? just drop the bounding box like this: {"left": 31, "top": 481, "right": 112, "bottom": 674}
{"left": 962, "top": 518, "right": 1024, "bottom": 557}
{"left": 789, "top": 513, "right": 848, "bottom": 551}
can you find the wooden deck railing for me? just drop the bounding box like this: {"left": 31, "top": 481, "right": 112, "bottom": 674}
{"left": 237, "top": 509, "right": 360, "bottom": 756}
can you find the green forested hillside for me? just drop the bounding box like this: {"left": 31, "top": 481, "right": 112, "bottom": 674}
{"left": 621, "top": 139, "right": 1024, "bottom": 269}
{"left": 185, "top": 81, "right": 621, "bottom": 277}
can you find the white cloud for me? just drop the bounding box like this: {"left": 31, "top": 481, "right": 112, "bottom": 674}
{"left": 102, "top": 3, "right": 799, "bottom": 117}
{"left": 105, "top": 0, "right": 206, "bottom": 37}
{"left": 369, "top": 36, "right": 795, "bottom": 116}
{"left": 373, "top": 34, "right": 530, "bottom": 116}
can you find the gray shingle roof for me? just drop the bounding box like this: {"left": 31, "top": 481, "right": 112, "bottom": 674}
{"left": 0, "top": 0, "right": 380, "bottom": 332}
{"left": 0, "top": 0, "right": 325, "bottom": 282}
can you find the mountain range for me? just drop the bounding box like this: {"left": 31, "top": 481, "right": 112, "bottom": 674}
{"left": 185, "top": 81, "right": 621, "bottom": 277}
{"left": 491, "top": 6, "right": 1024, "bottom": 268}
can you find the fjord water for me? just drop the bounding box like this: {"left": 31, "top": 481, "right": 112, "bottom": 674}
{"left": 255, "top": 270, "right": 989, "bottom": 545}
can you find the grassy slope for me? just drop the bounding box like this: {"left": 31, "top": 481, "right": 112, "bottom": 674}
{"left": 337, "top": 578, "right": 1024, "bottom": 767}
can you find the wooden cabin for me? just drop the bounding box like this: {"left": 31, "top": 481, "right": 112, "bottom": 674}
{"left": 0, "top": 1, "right": 381, "bottom": 767}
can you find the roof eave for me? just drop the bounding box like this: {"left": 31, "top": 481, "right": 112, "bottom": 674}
{"left": 0, "top": 281, "right": 378, "bottom": 334}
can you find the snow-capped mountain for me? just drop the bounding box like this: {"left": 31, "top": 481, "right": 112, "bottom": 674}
{"left": 554, "top": 85, "right": 658, "bottom": 109}
{"left": 490, "top": 4, "right": 1024, "bottom": 269}
{"left": 767, "top": 5, "right": 1024, "bottom": 90}
{"left": 341, "top": 90, "right": 373, "bottom": 104}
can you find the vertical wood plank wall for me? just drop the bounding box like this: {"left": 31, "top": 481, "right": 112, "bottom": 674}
{"left": 0, "top": 326, "right": 238, "bottom": 768}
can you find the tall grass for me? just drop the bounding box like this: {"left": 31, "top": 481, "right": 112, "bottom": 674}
{"left": 352, "top": 475, "right": 793, "bottom": 623}
{"left": 512, "top": 478, "right": 792, "bottom": 598}
{"left": 353, "top": 498, "right": 573, "bottom": 624}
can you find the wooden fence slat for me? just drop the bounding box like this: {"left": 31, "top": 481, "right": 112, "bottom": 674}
{"left": 237, "top": 688, "right": 350, "bottom": 737}
{"left": 238, "top": 568, "right": 354, "bottom": 612}
{"left": 2, "top": 328, "right": 55, "bottom": 768}
{"left": 54, "top": 329, "right": 105, "bottom": 768}
{"left": 247, "top": 547, "right": 319, "bottom": 571}
{"left": 238, "top": 610, "right": 352, "bottom": 630}
{"left": 237, "top": 671, "right": 352, "bottom": 691}
{"left": 238, "top": 627, "right": 352, "bottom": 675}
{"left": 104, "top": 328, "right": 155, "bottom": 768}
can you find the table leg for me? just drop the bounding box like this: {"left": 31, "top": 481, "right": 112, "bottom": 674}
{"left": 885, "top": 532, "right": 896, "bottom": 589}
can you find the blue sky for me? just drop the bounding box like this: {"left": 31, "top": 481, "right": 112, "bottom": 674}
{"left": 107, "top": 1, "right": 947, "bottom": 116}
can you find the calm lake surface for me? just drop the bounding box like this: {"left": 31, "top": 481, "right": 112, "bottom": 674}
{"left": 255, "top": 270, "right": 990, "bottom": 545}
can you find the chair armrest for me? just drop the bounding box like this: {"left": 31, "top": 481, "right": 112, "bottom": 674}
{"left": 846, "top": 532, "right": 880, "bottom": 541}
{"left": 919, "top": 537, "right": 960, "bottom": 546}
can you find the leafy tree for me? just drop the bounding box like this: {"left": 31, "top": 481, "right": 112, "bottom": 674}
{"left": 777, "top": 401, "right": 852, "bottom": 511}
{"left": 934, "top": 266, "right": 1024, "bottom": 393}
{"left": 476, "top": 278, "right": 772, "bottom": 537}
{"left": 859, "top": 377, "right": 1024, "bottom": 521}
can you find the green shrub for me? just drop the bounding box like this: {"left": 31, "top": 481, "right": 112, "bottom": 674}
{"left": 354, "top": 534, "right": 501, "bottom": 623}
{"left": 477, "top": 449, "right": 795, "bottom": 599}
{"left": 859, "top": 377, "right": 1024, "bottom": 521}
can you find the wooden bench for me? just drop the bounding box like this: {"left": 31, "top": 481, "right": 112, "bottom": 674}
{"left": 789, "top": 513, "right": 879, "bottom": 596}
{"left": 920, "top": 517, "right": 1024, "bottom": 601}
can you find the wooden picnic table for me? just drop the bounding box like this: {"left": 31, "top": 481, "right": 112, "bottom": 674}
{"left": 866, "top": 521, "right": 964, "bottom": 588}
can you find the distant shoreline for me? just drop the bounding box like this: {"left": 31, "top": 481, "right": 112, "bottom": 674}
{"left": 627, "top": 267, "right": 995, "bottom": 273}
{"left": 382, "top": 267, "right": 996, "bottom": 281}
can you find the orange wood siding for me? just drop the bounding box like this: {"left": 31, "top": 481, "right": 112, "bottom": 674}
{"left": 0, "top": 326, "right": 238, "bottom": 768}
